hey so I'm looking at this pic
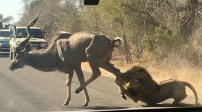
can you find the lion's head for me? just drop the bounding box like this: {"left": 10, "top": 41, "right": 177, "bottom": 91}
{"left": 120, "top": 66, "right": 160, "bottom": 98}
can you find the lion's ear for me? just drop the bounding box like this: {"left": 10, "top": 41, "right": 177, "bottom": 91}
{"left": 122, "top": 74, "right": 130, "bottom": 81}
{"left": 120, "top": 73, "right": 125, "bottom": 78}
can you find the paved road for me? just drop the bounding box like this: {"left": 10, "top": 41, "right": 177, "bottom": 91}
{"left": 0, "top": 55, "right": 200, "bottom": 111}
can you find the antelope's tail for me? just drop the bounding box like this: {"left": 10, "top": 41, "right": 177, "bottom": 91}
{"left": 112, "top": 37, "right": 124, "bottom": 47}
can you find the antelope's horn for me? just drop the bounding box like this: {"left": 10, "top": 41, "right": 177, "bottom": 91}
{"left": 16, "top": 12, "right": 39, "bottom": 52}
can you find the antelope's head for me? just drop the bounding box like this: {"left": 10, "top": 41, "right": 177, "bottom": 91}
{"left": 9, "top": 50, "right": 28, "bottom": 71}
{"left": 9, "top": 13, "right": 39, "bottom": 71}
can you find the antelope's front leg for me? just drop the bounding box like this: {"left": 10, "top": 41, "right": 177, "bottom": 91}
{"left": 115, "top": 78, "right": 127, "bottom": 100}
{"left": 100, "top": 62, "right": 127, "bottom": 100}
{"left": 63, "top": 71, "right": 73, "bottom": 105}
{"left": 75, "top": 56, "right": 101, "bottom": 94}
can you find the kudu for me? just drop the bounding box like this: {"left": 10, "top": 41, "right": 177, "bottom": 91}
{"left": 9, "top": 14, "right": 126, "bottom": 106}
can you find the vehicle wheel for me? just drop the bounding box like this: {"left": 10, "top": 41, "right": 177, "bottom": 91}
{"left": 9, "top": 48, "right": 13, "bottom": 59}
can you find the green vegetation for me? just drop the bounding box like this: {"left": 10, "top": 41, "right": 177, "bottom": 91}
{"left": 18, "top": 0, "right": 202, "bottom": 67}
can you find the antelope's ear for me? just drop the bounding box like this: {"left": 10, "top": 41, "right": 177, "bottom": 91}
{"left": 25, "top": 42, "right": 32, "bottom": 52}
{"left": 56, "top": 40, "right": 69, "bottom": 62}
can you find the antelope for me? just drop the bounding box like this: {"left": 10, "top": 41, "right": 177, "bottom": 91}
{"left": 9, "top": 14, "right": 126, "bottom": 106}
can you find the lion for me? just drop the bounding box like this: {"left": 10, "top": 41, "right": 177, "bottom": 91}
{"left": 119, "top": 66, "right": 198, "bottom": 105}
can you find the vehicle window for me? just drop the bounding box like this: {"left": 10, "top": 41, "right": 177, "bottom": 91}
{"left": 16, "top": 29, "right": 44, "bottom": 38}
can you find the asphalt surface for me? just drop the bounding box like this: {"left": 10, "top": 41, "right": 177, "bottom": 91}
{"left": 0, "top": 55, "right": 201, "bottom": 111}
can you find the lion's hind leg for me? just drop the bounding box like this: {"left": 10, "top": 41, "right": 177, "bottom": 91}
{"left": 172, "top": 94, "right": 187, "bottom": 105}
{"left": 172, "top": 85, "right": 187, "bottom": 105}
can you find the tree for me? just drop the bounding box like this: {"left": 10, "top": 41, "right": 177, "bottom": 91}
{"left": 0, "top": 14, "right": 13, "bottom": 29}
{"left": 18, "top": 0, "right": 202, "bottom": 66}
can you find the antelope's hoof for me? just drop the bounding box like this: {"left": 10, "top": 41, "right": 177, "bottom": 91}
{"left": 122, "top": 95, "right": 127, "bottom": 100}
{"left": 83, "top": 102, "right": 88, "bottom": 106}
{"left": 120, "top": 90, "right": 126, "bottom": 100}
{"left": 75, "top": 87, "right": 82, "bottom": 93}
{"left": 63, "top": 101, "right": 69, "bottom": 106}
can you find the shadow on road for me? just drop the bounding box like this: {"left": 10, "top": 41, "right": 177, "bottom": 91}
{"left": 0, "top": 54, "right": 9, "bottom": 58}
{"left": 62, "top": 105, "right": 129, "bottom": 110}
{"left": 142, "top": 103, "right": 202, "bottom": 107}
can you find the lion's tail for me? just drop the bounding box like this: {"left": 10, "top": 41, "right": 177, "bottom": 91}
{"left": 181, "top": 81, "right": 198, "bottom": 105}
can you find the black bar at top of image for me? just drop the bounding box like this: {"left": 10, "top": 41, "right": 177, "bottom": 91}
{"left": 84, "top": 0, "right": 99, "bottom": 5}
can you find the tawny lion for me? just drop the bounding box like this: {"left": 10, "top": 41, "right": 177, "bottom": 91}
{"left": 120, "top": 66, "right": 198, "bottom": 105}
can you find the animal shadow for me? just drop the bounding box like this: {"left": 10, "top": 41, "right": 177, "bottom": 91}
{"left": 62, "top": 105, "right": 129, "bottom": 110}
{"left": 142, "top": 103, "right": 202, "bottom": 107}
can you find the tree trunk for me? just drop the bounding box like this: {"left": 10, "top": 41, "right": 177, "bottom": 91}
{"left": 120, "top": 19, "right": 131, "bottom": 63}
{"left": 123, "top": 34, "right": 131, "bottom": 63}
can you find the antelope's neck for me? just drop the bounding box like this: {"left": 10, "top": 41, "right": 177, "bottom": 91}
{"left": 26, "top": 50, "right": 58, "bottom": 68}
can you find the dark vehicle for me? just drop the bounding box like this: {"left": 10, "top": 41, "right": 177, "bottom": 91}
{"left": 0, "top": 29, "right": 10, "bottom": 54}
